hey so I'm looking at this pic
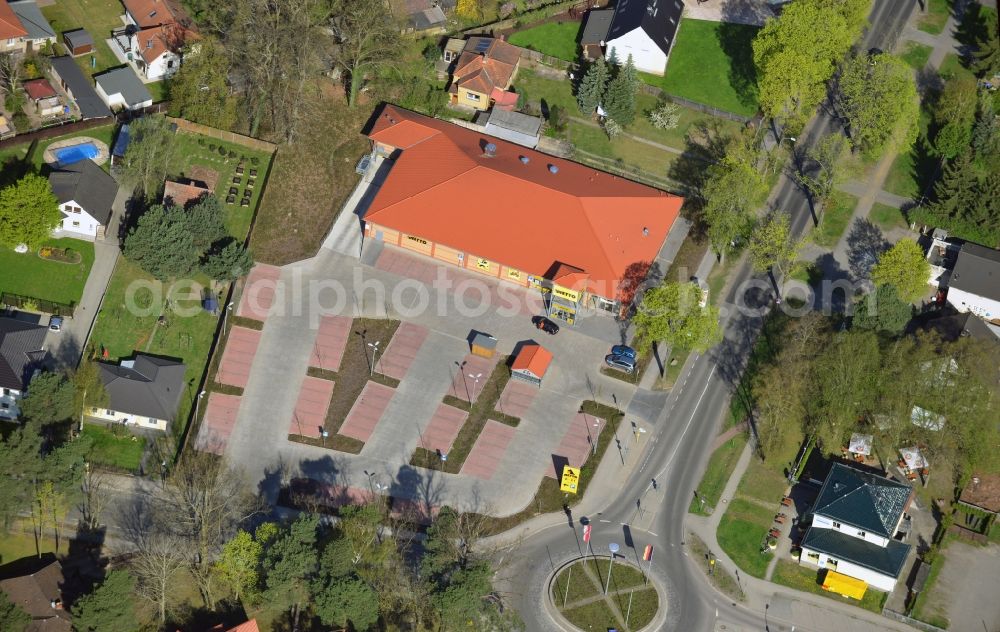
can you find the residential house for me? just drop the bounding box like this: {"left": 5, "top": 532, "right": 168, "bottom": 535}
{"left": 958, "top": 473, "right": 1000, "bottom": 532}
{"left": 580, "top": 8, "right": 615, "bottom": 60}
{"left": 396, "top": 0, "right": 446, "bottom": 33}
{"left": 0, "top": 559, "right": 72, "bottom": 631}
{"left": 94, "top": 66, "right": 153, "bottom": 110}
{"left": 48, "top": 56, "right": 112, "bottom": 120}
{"left": 799, "top": 463, "right": 913, "bottom": 592}
{"left": 915, "top": 309, "right": 1000, "bottom": 344}
{"left": 113, "top": 0, "right": 196, "bottom": 81}
{"left": 162, "top": 177, "right": 210, "bottom": 208}
{"left": 8, "top": 1, "right": 55, "bottom": 52}
{"left": 604, "top": 0, "right": 684, "bottom": 75}
{"left": 63, "top": 28, "right": 93, "bottom": 56}
{"left": 946, "top": 242, "right": 1000, "bottom": 323}
{"left": 22, "top": 78, "right": 62, "bottom": 117}
{"left": 48, "top": 159, "right": 119, "bottom": 241}
{"left": 448, "top": 37, "right": 522, "bottom": 111}
{"left": 362, "top": 104, "right": 683, "bottom": 324}
{"left": 924, "top": 228, "right": 960, "bottom": 287}
{"left": 0, "top": 316, "right": 47, "bottom": 421}
{"left": 90, "top": 354, "right": 186, "bottom": 432}
{"left": 482, "top": 108, "right": 542, "bottom": 149}
{"left": 0, "top": 1, "right": 27, "bottom": 54}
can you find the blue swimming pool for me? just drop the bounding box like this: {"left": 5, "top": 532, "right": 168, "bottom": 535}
{"left": 54, "top": 142, "right": 100, "bottom": 167}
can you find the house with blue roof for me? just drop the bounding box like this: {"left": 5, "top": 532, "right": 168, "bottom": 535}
{"left": 799, "top": 462, "right": 914, "bottom": 592}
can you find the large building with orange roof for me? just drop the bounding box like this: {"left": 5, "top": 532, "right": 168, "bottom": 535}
{"left": 362, "top": 104, "right": 683, "bottom": 325}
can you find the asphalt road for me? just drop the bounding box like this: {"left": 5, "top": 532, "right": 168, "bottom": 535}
{"left": 503, "top": 2, "right": 917, "bottom": 630}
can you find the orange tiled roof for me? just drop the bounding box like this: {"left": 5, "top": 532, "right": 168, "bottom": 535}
{"left": 365, "top": 105, "right": 682, "bottom": 300}
{"left": 136, "top": 23, "right": 189, "bottom": 64}
{"left": 23, "top": 78, "right": 57, "bottom": 100}
{"left": 512, "top": 344, "right": 552, "bottom": 377}
{"left": 124, "top": 0, "right": 179, "bottom": 28}
{"left": 452, "top": 38, "right": 520, "bottom": 96}
{"left": 0, "top": 2, "right": 27, "bottom": 40}
{"left": 163, "top": 179, "right": 210, "bottom": 207}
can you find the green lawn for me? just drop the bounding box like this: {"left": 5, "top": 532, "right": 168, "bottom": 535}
{"left": 736, "top": 457, "right": 790, "bottom": 505}
{"left": 812, "top": 191, "right": 858, "bottom": 248}
{"left": 509, "top": 21, "right": 579, "bottom": 61}
{"left": 648, "top": 18, "right": 760, "bottom": 117}
{"left": 689, "top": 436, "right": 746, "bottom": 516}
{"left": 899, "top": 41, "right": 933, "bottom": 70}
{"left": 917, "top": 0, "right": 952, "bottom": 34}
{"left": 883, "top": 108, "right": 933, "bottom": 199}
{"left": 771, "top": 561, "right": 888, "bottom": 614}
{"left": 568, "top": 120, "right": 678, "bottom": 176}
{"left": 0, "top": 529, "right": 68, "bottom": 565}
{"left": 717, "top": 498, "right": 774, "bottom": 578}
{"left": 938, "top": 52, "right": 976, "bottom": 81}
{"left": 869, "top": 202, "right": 908, "bottom": 232}
{"left": 41, "top": 0, "right": 127, "bottom": 79}
{"left": 147, "top": 80, "right": 169, "bottom": 103}
{"left": 82, "top": 423, "right": 147, "bottom": 472}
{"left": 0, "top": 238, "right": 94, "bottom": 305}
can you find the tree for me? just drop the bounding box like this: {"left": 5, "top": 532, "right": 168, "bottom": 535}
{"left": 808, "top": 330, "right": 882, "bottom": 448}
{"left": 72, "top": 570, "right": 138, "bottom": 632}
{"left": 168, "top": 38, "right": 237, "bottom": 130}
{"left": 912, "top": 149, "right": 1000, "bottom": 246}
{"left": 0, "top": 421, "right": 43, "bottom": 531}
{"left": 852, "top": 283, "right": 912, "bottom": 334}
{"left": 0, "top": 53, "right": 22, "bottom": 104}
{"left": 18, "top": 371, "right": 74, "bottom": 425}
{"left": 972, "top": 91, "right": 1000, "bottom": 158}
{"left": 648, "top": 99, "right": 680, "bottom": 130}
{"left": 186, "top": 195, "right": 228, "bottom": 252}
{"left": 73, "top": 360, "right": 109, "bottom": 428}
{"left": 933, "top": 75, "right": 979, "bottom": 159}
{"left": 0, "top": 173, "right": 60, "bottom": 249}
{"left": 870, "top": 239, "right": 931, "bottom": 302}
{"left": 603, "top": 54, "right": 637, "bottom": 126}
{"left": 131, "top": 534, "right": 187, "bottom": 625}
{"left": 749, "top": 212, "right": 800, "bottom": 275}
{"left": 431, "top": 561, "right": 498, "bottom": 631}
{"left": 263, "top": 513, "right": 320, "bottom": 626}
{"left": 201, "top": 240, "right": 253, "bottom": 281}
{"left": 547, "top": 104, "right": 566, "bottom": 133}
{"left": 124, "top": 205, "right": 199, "bottom": 280}
{"left": 838, "top": 53, "right": 918, "bottom": 158}
{"left": 0, "top": 590, "right": 29, "bottom": 632}
{"left": 576, "top": 56, "right": 609, "bottom": 116}
{"left": 216, "top": 529, "right": 264, "bottom": 602}
{"left": 701, "top": 133, "right": 768, "bottom": 256}
{"left": 455, "top": 0, "right": 484, "bottom": 20}
{"left": 632, "top": 282, "right": 723, "bottom": 353}
{"left": 796, "top": 134, "right": 846, "bottom": 206}
{"left": 120, "top": 116, "right": 177, "bottom": 199}
{"left": 313, "top": 575, "right": 379, "bottom": 630}
{"left": 329, "top": 0, "right": 401, "bottom": 108}
{"left": 601, "top": 116, "right": 621, "bottom": 139}
{"left": 970, "top": 10, "right": 999, "bottom": 76}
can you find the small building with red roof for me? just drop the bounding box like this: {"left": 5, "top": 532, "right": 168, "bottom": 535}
{"left": 362, "top": 104, "right": 683, "bottom": 325}
{"left": 511, "top": 343, "right": 553, "bottom": 386}
{"left": 23, "top": 78, "right": 61, "bottom": 117}
{"left": 449, "top": 36, "right": 522, "bottom": 111}
{"left": 163, "top": 178, "right": 211, "bottom": 208}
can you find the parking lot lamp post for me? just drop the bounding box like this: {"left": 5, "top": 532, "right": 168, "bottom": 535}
{"left": 367, "top": 341, "right": 380, "bottom": 376}
{"left": 194, "top": 390, "right": 207, "bottom": 420}
{"left": 468, "top": 372, "right": 482, "bottom": 402}
{"left": 605, "top": 543, "right": 620, "bottom": 594}
{"left": 363, "top": 469, "right": 377, "bottom": 498}
{"left": 222, "top": 301, "right": 235, "bottom": 332}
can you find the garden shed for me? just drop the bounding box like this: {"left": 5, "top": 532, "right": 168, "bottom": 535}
{"left": 470, "top": 332, "right": 497, "bottom": 359}
{"left": 510, "top": 343, "right": 552, "bottom": 387}
{"left": 63, "top": 28, "right": 93, "bottom": 56}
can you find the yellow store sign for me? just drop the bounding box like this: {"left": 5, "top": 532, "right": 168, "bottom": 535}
{"left": 560, "top": 466, "right": 580, "bottom": 494}
{"left": 553, "top": 285, "right": 580, "bottom": 302}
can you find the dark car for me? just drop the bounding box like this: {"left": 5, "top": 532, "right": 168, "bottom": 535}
{"left": 605, "top": 354, "right": 636, "bottom": 373}
{"left": 532, "top": 316, "right": 560, "bottom": 335}
{"left": 611, "top": 345, "right": 637, "bottom": 360}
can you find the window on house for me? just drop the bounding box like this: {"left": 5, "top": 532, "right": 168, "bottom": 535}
{"left": 2, "top": 388, "right": 9, "bottom": 396}
{"left": 72, "top": 221, "right": 80, "bottom": 227}
{"left": 105, "top": 409, "right": 113, "bottom": 415}
{"left": 466, "top": 92, "right": 481, "bottom": 102}
{"left": 857, "top": 530, "right": 866, "bottom": 537}
{"left": 806, "top": 552, "right": 819, "bottom": 560}
{"left": 1, "top": 403, "right": 8, "bottom": 410}
{"left": 832, "top": 521, "right": 841, "bottom": 529}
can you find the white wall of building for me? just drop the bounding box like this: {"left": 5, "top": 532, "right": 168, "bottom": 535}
{"left": 88, "top": 406, "right": 168, "bottom": 431}
{"left": 141, "top": 50, "right": 179, "bottom": 81}
{"left": 55, "top": 200, "right": 101, "bottom": 239}
{"left": 0, "top": 387, "right": 23, "bottom": 420}
{"left": 947, "top": 287, "right": 1000, "bottom": 321}
{"left": 812, "top": 514, "right": 890, "bottom": 547}
{"left": 799, "top": 547, "right": 898, "bottom": 592}
{"left": 605, "top": 30, "right": 668, "bottom": 75}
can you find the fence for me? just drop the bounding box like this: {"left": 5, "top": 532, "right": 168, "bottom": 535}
{"left": 165, "top": 117, "right": 277, "bottom": 154}
{"left": 882, "top": 609, "right": 947, "bottom": 632}
{"left": 1, "top": 292, "right": 75, "bottom": 316}
{"left": 637, "top": 83, "right": 754, "bottom": 124}
{"left": 0, "top": 116, "right": 113, "bottom": 152}
{"left": 519, "top": 49, "right": 572, "bottom": 69}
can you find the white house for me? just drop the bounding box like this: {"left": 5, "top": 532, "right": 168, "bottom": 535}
{"left": 604, "top": 0, "right": 684, "bottom": 75}
{"left": 0, "top": 317, "right": 47, "bottom": 421}
{"left": 946, "top": 242, "right": 1000, "bottom": 323}
{"left": 94, "top": 67, "right": 153, "bottom": 110}
{"left": 924, "top": 228, "right": 960, "bottom": 287}
{"left": 112, "top": 0, "right": 194, "bottom": 81}
{"left": 799, "top": 463, "right": 913, "bottom": 592}
{"left": 8, "top": 0, "right": 56, "bottom": 52}
{"left": 48, "top": 159, "right": 118, "bottom": 241}
{"left": 90, "top": 354, "right": 186, "bottom": 432}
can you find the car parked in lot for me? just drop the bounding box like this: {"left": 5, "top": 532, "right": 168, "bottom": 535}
{"left": 532, "top": 316, "right": 559, "bottom": 335}
{"left": 605, "top": 353, "right": 636, "bottom": 373}
{"left": 48, "top": 316, "right": 63, "bottom": 332}
{"left": 611, "top": 344, "right": 637, "bottom": 360}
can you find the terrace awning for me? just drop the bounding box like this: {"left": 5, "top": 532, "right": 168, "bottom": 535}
{"left": 822, "top": 571, "right": 867, "bottom": 600}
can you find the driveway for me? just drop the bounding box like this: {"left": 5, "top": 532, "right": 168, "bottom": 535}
{"left": 921, "top": 540, "right": 1000, "bottom": 631}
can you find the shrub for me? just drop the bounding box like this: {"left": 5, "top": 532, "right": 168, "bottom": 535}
{"left": 197, "top": 137, "right": 206, "bottom": 146}
{"left": 208, "top": 143, "right": 216, "bottom": 151}
{"left": 228, "top": 149, "right": 236, "bottom": 158}
{"left": 250, "top": 156, "right": 259, "bottom": 165}
{"left": 12, "top": 111, "right": 29, "bottom": 132}
{"left": 602, "top": 117, "right": 622, "bottom": 139}
{"left": 649, "top": 100, "right": 681, "bottom": 130}
{"left": 218, "top": 145, "right": 227, "bottom": 156}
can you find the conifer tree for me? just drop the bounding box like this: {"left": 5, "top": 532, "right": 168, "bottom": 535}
{"left": 576, "top": 56, "right": 609, "bottom": 116}
{"left": 603, "top": 54, "right": 638, "bottom": 126}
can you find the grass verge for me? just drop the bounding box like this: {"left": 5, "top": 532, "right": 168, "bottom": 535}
{"left": 82, "top": 423, "right": 146, "bottom": 473}
{"left": 555, "top": 559, "right": 658, "bottom": 632}
{"left": 686, "top": 531, "right": 745, "bottom": 601}
{"left": 899, "top": 41, "right": 933, "bottom": 70}
{"left": 771, "top": 561, "right": 889, "bottom": 614}
{"left": 716, "top": 498, "right": 774, "bottom": 578}
{"left": 689, "top": 435, "right": 746, "bottom": 515}
{"left": 869, "top": 202, "right": 908, "bottom": 232}
{"left": 917, "top": 0, "right": 952, "bottom": 34}
{"left": 812, "top": 191, "right": 858, "bottom": 248}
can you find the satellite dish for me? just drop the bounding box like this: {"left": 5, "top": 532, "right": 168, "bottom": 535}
{"left": 124, "top": 23, "right": 139, "bottom": 37}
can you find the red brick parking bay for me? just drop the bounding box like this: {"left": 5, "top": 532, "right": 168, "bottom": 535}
{"left": 420, "top": 403, "right": 468, "bottom": 454}
{"left": 495, "top": 380, "right": 538, "bottom": 418}
{"left": 309, "top": 315, "right": 351, "bottom": 372}
{"left": 236, "top": 263, "right": 281, "bottom": 321}
{"left": 194, "top": 393, "right": 242, "bottom": 455}
{"left": 460, "top": 420, "right": 517, "bottom": 480}
{"left": 290, "top": 376, "right": 336, "bottom": 438}
{"left": 217, "top": 327, "right": 262, "bottom": 389}
{"left": 546, "top": 411, "right": 606, "bottom": 477}
{"left": 448, "top": 353, "right": 499, "bottom": 402}
{"left": 338, "top": 381, "right": 395, "bottom": 443}
{"left": 379, "top": 322, "right": 429, "bottom": 380}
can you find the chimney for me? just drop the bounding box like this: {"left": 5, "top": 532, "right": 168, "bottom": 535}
{"left": 483, "top": 142, "right": 497, "bottom": 158}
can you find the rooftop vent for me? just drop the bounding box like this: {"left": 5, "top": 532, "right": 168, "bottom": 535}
{"left": 484, "top": 142, "right": 497, "bottom": 158}
{"left": 642, "top": 227, "right": 649, "bottom": 236}
{"left": 519, "top": 155, "right": 529, "bottom": 164}
{"left": 548, "top": 164, "right": 559, "bottom": 174}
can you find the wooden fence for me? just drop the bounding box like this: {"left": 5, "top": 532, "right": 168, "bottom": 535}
{"left": 637, "top": 84, "right": 754, "bottom": 124}
{"left": 519, "top": 49, "right": 572, "bottom": 69}
{"left": 166, "top": 117, "right": 277, "bottom": 154}
{"left": 0, "top": 116, "right": 113, "bottom": 151}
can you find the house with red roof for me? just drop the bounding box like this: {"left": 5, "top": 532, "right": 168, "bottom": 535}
{"left": 0, "top": 1, "right": 28, "bottom": 54}
{"left": 362, "top": 104, "right": 683, "bottom": 325}
{"left": 448, "top": 37, "right": 522, "bottom": 111}
{"left": 111, "top": 0, "right": 196, "bottom": 81}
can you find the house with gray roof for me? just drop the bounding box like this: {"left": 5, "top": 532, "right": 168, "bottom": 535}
{"left": 799, "top": 463, "right": 913, "bottom": 592}
{"left": 580, "top": 8, "right": 614, "bottom": 60}
{"left": 0, "top": 316, "right": 47, "bottom": 420}
{"left": 8, "top": 0, "right": 55, "bottom": 51}
{"left": 48, "top": 56, "right": 111, "bottom": 120}
{"left": 91, "top": 354, "right": 186, "bottom": 432}
{"left": 947, "top": 242, "right": 1000, "bottom": 324}
{"left": 603, "top": 0, "right": 684, "bottom": 75}
{"left": 94, "top": 67, "right": 153, "bottom": 111}
{"left": 48, "top": 158, "right": 119, "bottom": 241}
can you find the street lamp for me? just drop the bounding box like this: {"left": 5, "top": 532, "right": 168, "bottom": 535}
{"left": 367, "top": 340, "right": 380, "bottom": 376}
{"left": 605, "top": 542, "right": 620, "bottom": 594}
{"left": 194, "top": 389, "right": 207, "bottom": 419}
{"left": 363, "top": 470, "right": 377, "bottom": 497}
{"left": 320, "top": 427, "right": 329, "bottom": 447}
{"left": 468, "top": 372, "right": 483, "bottom": 402}
{"left": 221, "top": 300, "right": 235, "bottom": 332}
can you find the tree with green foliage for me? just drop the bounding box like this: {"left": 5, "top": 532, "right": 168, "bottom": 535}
{"left": 602, "top": 116, "right": 621, "bottom": 139}
{"left": 0, "top": 591, "right": 29, "bottom": 632}
{"left": 749, "top": 212, "right": 800, "bottom": 276}
{"left": 632, "top": 282, "right": 722, "bottom": 353}
{"left": 216, "top": 529, "right": 263, "bottom": 602}
{"left": 313, "top": 575, "right": 379, "bottom": 630}
{"left": 870, "top": 239, "right": 931, "bottom": 302}
{"left": 971, "top": 9, "right": 999, "bottom": 77}
{"left": 73, "top": 360, "right": 109, "bottom": 428}
{"left": 432, "top": 561, "right": 494, "bottom": 630}
{"left": 168, "top": 38, "right": 237, "bottom": 131}
{"left": 72, "top": 570, "right": 138, "bottom": 632}
{"left": 576, "top": 56, "right": 609, "bottom": 116}
{"left": 124, "top": 205, "right": 199, "bottom": 280}
{"left": 933, "top": 75, "right": 979, "bottom": 159}
{"left": 701, "top": 134, "right": 768, "bottom": 257}
{"left": 912, "top": 150, "right": 1000, "bottom": 246}
{"left": 201, "top": 240, "right": 254, "bottom": 281}
{"left": 603, "top": 54, "right": 638, "bottom": 126}
{"left": 0, "top": 421, "right": 43, "bottom": 531}
{"left": 120, "top": 116, "right": 177, "bottom": 200}
{"left": 972, "top": 91, "right": 999, "bottom": 158}
{"left": 18, "top": 371, "right": 74, "bottom": 425}
{"left": 186, "top": 195, "right": 228, "bottom": 252}
{"left": 796, "top": 134, "right": 847, "bottom": 207}
{"left": 852, "top": 283, "right": 913, "bottom": 334}
{"left": 648, "top": 99, "right": 680, "bottom": 130}
{"left": 263, "top": 513, "right": 320, "bottom": 626}
{"left": 838, "top": 53, "right": 918, "bottom": 158}
{"left": 807, "top": 330, "right": 883, "bottom": 449}
{"left": 0, "top": 173, "right": 60, "bottom": 249}
{"left": 547, "top": 104, "right": 566, "bottom": 133}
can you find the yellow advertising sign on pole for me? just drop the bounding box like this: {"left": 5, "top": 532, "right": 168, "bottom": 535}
{"left": 560, "top": 465, "right": 581, "bottom": 494}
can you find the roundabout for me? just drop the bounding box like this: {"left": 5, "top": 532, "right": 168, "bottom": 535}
{"left": 547, "top": 556, "right": 664, "bottom": 631}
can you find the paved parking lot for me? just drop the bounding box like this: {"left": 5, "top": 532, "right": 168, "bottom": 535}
{"left": 309, "top": 315, "right": 351, "bottom": 371}
{"left": 923, "top": 540, "right": 1000, "bottom": 631}
{"left": 217, "top": 327, "right": 262, "bottom": 388}
{"left": 448, "top": 353, "right": 499, "bottom": 402}
{"left": 379, "top": 322, "right": 429, "bottom": 380}
{"left": 547, "top": 412, "right": 606, "bottom": 476}
{"left": 461, "top": 421, "right": 517, "bottom": 480}
{"left": 237, "top": 264, "right": 281, "bottom": 321}
{"left": 290, "top": 376, "right": 335, "bottom": 438}
{"left": 339, "top": 381, "right": 396, "bottom": 443}
{"left": 194, "top": 393, "right": 242, "bottom": 455}
{"left": 420, "top": 403, "right": 468, "bottom": 453}
{"left": 495, "top": 380, "right": 538, "bottom": 418}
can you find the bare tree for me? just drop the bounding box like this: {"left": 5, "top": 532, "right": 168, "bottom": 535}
{"left": 0, "top": 53, "right": 21, "bottom": 101}
{"left": 130, "top": 533, "right": 187, "bottom": 625}
{"left": 79, "top": 466, "right": 109, "bottom": 531}
{"left": 329, "top": 0, "right": 402, "bottom": 107}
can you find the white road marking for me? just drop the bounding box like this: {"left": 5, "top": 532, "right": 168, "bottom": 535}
{"left": 652, "top": 365, "right": 718, "bottom": 483}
